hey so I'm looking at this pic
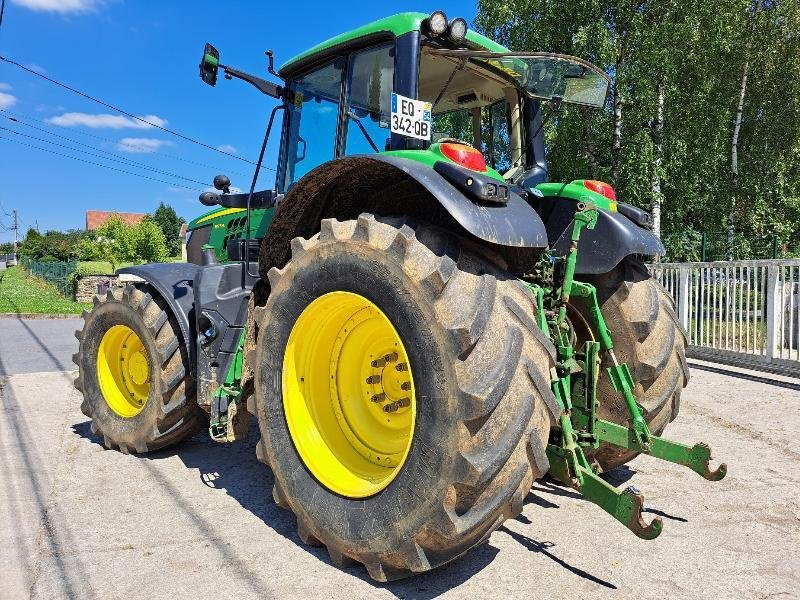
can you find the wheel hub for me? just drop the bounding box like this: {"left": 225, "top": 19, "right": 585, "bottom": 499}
{"left": 97, "top": 325, "right": 151, "bottom": 418}
{"left": 283, "top": 292, "right": 416, "bottom": 498}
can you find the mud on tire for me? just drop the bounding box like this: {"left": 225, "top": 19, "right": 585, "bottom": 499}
{"left": 74, "top": 283, "right": 205, "bottom": 453}
{"left": 573, "top": 257, "right": 689, "bottom": 471}
{"left": 253, "top": 214, "right": 560, "bottom": 581}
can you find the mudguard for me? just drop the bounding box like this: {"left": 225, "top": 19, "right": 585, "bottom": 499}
{"left": 262, "top": 155, "right": 549, "bottom": 275}
{"left": 117, "top": 263, "right": 201, "bottom": 375}
{"left": 552, "top": 209, "right": 665, "bottom": 274}
{"left": 375, "top": 156, "right": 549, "bottom": 248}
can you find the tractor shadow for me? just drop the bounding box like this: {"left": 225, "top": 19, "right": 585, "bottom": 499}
{"left": 72, "top": 418, "right": 496, "bottom": 598}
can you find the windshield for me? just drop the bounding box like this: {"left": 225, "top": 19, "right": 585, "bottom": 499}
{"left": 425, "top": 50, "right": 610, "bottom": 109}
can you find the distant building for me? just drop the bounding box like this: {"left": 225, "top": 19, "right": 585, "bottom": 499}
{"left": 86, "top": 210, "right": 148, "bottom": 231}
{"left": 179, "top": 222, "right": 188, "bottom": 261}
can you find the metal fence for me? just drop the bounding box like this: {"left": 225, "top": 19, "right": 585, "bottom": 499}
{"left": 20, "top": 256, "right": 78, "bottom": 296}
{"left": 650, "top": 259, "right": 800, "bottom": 376}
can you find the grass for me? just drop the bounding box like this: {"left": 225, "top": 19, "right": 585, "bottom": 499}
{"left": 0, "top": 266, "right": 91, "bottom": 315}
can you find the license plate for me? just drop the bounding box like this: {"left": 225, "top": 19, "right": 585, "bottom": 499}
{"left": 390, "top": 93, "right": 432, "bottom": 141}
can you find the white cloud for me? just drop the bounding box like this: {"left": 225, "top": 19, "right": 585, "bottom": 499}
{"left": 47, "top": 112, "right": 168, "bottom": 129}
{"left": 11, "top": 0, "right": 99, "bottom": 13}
{"left": 116, "top": 137, "right": 174, "bottom": 153}
{"left": 25, "top": 64, "right": 47, "bottom": 74}
{"left": 0, "top": 83, "right": 12, "bottom": 91}
{"left": 0, "top": 92, "right": 18, "bottom": 110}
{"left": 216, "top": 144, "right": 237, "bottom": 154}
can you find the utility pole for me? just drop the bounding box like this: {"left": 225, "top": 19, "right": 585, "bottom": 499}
{"left": 11, "top": 209, "right": 18, "bottom": 255}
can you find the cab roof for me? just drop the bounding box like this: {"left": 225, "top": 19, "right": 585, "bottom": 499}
{"left": 279, "top": 11, "right": 509, "bottom": 76}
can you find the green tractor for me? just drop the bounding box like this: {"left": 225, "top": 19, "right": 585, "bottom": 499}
{"left": 74, "top": 11, "right": 725, "bottom": 581}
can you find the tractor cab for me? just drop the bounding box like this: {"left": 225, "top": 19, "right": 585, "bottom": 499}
{"left": 274, "top": 13, "right": 610, "bottom": 194}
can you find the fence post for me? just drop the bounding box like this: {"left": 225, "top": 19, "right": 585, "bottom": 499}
{"left": 678, "top": 265, "right": 690, "bottom": 333}
{"left": 701, "top": 233, "right": 707, "bottom": 262}
{"left": 766, "top": 265, "right": 780, "bottom": 360}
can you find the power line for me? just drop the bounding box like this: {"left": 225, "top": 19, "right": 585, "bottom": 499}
{"left": 0, "top": 134, "right": 204, "bottom": 191}
{"left": 0, "top": 0, "right": 6, "bottom": 35}
{"left": 0, "top": 54, "right": 257, "bottom": 165}
{"left": 1, "top": 109, "right": 258, "bottom": 176}
{"left": 0, "top": 125, "right": 212, "bottom": 187}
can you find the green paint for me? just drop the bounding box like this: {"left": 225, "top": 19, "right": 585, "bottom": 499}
{"left": 596, "top": 420, "right": 727, "bottom": 481}
{"left": 209, "top": 329, "right": 246, "bottom": 441}
{"left": 188, "top": 206, "right": 275, "bottom": 262}
{"left": 382, "top": 144, "right": 506, "bottom": 182}
{"left": 529, "top": 202, "right": 725, "bottom": 540}
{"left": 534, "top": 180, "right": 618, "bottom": 213}
{"left": 280, "top": 12, "right": 508, "bottom": 74}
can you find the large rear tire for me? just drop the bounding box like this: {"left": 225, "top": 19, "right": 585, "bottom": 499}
{"left": 74, "top": 284, "right": 204, "bottom": 453}
{"left": 254, "top": 214, "right": 559, "bottom": 581}
{"left": 573, "top": 257, "right": 689, "bottom": 471}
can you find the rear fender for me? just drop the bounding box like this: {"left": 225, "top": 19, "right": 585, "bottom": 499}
{"left": 260, "top": 155, "right": 548, "bottom": 275}
{"left": 549, "top": 206, "right": 664, "bottom": 274}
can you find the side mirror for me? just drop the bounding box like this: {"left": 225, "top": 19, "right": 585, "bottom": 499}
{"left": 199, "top": 43, "right": 220, "bottom": 86}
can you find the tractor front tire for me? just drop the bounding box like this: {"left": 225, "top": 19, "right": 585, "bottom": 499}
{"left": 574, "top": 257, "right": 689, "bottom": 471}
{"left": 254, "top": 214, "right": 558, "bottom": 581}
{"left": 74, "top": 283, "right": 204, "bottom": 453}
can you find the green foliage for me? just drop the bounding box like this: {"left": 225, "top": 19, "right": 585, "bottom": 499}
{"left": 20, "top": 227, "right": 84, "bottom": 261}
{"left": 90, "top": 216, "right": 169, "bottom": 268}
{"left": 151, "top": 202, "right": 184, "bottom": 256}
{"left": 133, "top": 219, "right": 170, "bottom": 263}
{"left": 475, "top": 0, "right": 800, "bottom": 250}
{"left": 663, "top": 229, "right": 703, "bottom": 263}
{"left": 0, "top": 242, "right": 14, "bottom": 254}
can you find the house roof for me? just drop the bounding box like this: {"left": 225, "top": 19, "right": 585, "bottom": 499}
{"left": 86, "top": 210, "right": 148, "bottom": 230}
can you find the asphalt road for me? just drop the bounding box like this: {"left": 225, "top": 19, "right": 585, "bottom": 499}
{"left": 1, "top": 316, "right": 799, "bottom": 599}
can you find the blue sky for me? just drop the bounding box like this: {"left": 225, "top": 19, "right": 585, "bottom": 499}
{"left": 0, "top": 1, "right": 478, "bottom": 242}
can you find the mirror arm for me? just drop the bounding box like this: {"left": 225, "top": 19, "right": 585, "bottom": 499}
{"left": 221, "top": 65, "right": 283, "bottom": 98}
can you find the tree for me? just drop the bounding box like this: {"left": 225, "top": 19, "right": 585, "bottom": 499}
{"left": 132, "top": 219, "right": 169, "bottom": 263}
{"left": 152, "top": 202, "right": 184, "bottom": 257}
{"left": 475, "top": 0, "right": 800, "bottom": 259}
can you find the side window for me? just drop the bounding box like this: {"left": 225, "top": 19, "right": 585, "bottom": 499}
{"left": 282, "top": 61, "right": 344, "bottom": 190}
{"left": 344, "top": 44, "right": 394, "bottom": 155}
{"left": 432, "top": 108, "right": 474, "bottom": 143}
{"left": 485, "top": 101, "right": 511, "bottom": 172}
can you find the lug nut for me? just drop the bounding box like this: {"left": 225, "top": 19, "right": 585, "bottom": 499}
{"left": 370, "top": 352, "right": 399, "bottom": 368}
{"left": 395, "top": 363, "right": 408, "bottom": 372}
{"left": 370, "top": 392, "right": 386, "bottom": 403}
{"left": 383, "top": 397, "right": 411, "bottom": 413}
{"left": 366, "top": 375, "right": 381, "bottom": 385}
{"left": 400, "top": 382, "right": 411, "bottom": 391}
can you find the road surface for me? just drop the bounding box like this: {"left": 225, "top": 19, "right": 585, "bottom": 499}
{"left": 1, "top": 316, "right": 798, "bottom": 599}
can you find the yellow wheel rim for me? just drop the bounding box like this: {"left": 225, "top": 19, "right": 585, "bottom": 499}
{"left": 97, "top": 325, "right": 151, "bottom": 418}
{"left": 282, "top": 292, "right": 416, "bottom": 498}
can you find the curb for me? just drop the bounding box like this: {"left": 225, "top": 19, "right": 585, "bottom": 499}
{"left": 0, "top": 313, "right": 82, "bottom": 319}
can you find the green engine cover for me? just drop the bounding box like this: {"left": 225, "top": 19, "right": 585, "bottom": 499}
{"left": 186, "top": 206, "right": 274, "bottom": 263}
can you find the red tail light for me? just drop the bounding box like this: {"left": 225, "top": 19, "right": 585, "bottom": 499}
{"left": 439, "top": 143, "right": 487, "bottom": 172}
{"left": 583, "top": 179, "right": 616, "bottom": 200}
